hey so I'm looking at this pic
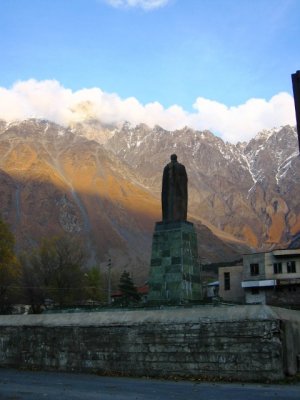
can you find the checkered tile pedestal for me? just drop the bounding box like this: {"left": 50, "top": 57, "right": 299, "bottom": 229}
{"left": 148, "top": 221, "right": 202, "bottom": 304}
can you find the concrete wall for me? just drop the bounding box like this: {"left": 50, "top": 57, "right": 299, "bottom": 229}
{"left": 219, "top": 266, "right": 244, "bottom": 303}
{"left": 265, "top": 284, "right": 300, "bottom": 306}
{"left": 243, "top": 250, "right": 300, "bottom": 281}
{"left": 243, "top": 253, "right": 266, "bottom": 280}
{"left": 0, "top": 306, "right": 299, "bottom": 381}
{"left": 245, "top": 289, "right": 267, "bottom": 304}
{"left": 271, "top": 307, "right": 300, "bottom": 376}
{"left": 264, "top": 251, "right": 300, "bottom": 280}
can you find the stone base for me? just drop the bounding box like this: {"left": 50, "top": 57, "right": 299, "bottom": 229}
{"left": 148, "top": 221, "right": 202, "bottom": 303}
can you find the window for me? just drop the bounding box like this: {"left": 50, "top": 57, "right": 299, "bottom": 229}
{"left": 224, "top": 272, "right": 230, "bottom": 291}
{"left": 251, "top": 287, "right": 260, "bottom": 295}
{"left": 287, "top": 261, "right": 296, "bottom": 273}
{"left": 250, "top": 263, "right": 259, "bottom": 276}
{"left": 273, "top": 262, "right": 282, "bottom": 274}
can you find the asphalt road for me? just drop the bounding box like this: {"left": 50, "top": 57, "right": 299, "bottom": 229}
{"left": 0, "top": 368, "right": 299, "bottom": 400}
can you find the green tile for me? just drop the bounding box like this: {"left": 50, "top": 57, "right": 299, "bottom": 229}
{"left": 148, "top": 221, "right": 203, "bottom": 303}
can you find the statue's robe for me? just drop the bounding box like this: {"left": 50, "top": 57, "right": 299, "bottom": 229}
{"left": 161, "top": 160, "right": 188, "bottom": 222}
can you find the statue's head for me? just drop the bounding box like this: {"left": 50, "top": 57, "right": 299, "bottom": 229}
{"left": 170, "top": 154, "right": 177, "bottom": 162}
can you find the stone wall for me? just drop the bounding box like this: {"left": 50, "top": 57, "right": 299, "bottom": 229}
{"left": 0, "top": 305, "right": 299, "bottom": 381}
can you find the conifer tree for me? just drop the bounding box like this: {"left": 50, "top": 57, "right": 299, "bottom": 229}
{"left": 118, "top": 270, "right": 140, "bottom": 305}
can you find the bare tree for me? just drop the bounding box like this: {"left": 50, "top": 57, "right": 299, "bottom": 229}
{"left": 22, "top": 235, "right": 87, "bottom": 311}
{"left": 0, "top": 217, "right": 21, "bottom": 314}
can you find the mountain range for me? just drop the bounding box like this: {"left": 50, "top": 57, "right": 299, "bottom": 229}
{"left": 0, "top": 118, "right": 299, "bottom": 283}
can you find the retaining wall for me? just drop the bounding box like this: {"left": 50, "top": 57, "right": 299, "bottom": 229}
{"left": 0, "top": 305, "right": 299, "bottom": 381}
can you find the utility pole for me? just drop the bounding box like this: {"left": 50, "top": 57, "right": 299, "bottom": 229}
{"left": 107, "top": 258, "right": 112, "bottom": 305}
{"left": 291, "top": 70, "right": 300, "bottom": 153}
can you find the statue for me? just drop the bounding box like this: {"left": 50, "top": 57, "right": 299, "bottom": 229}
{"left": 161, "top": 154, "right": 188, "bottom": 222}
{"left": 149, "top": 155, "right": 201, "bottom": 303}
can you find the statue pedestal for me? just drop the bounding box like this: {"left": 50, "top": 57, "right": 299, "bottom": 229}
{"left": 148, "top": 221, "right": 202, "bottom": 304}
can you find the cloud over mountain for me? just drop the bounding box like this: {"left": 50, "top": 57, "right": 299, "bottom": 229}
{"left": 104, "top": 0, "right": 170, "bottom": 10}
{"left": 191, "top": 93, "right": 295, "bottom": 143}
{"left": 0, "top": 79, "right": 295, "bottom": 143}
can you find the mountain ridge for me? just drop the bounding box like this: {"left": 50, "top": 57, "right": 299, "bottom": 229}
{"left": 102, "top": 121, "right": 299, "bottom": 248}
{"left": 0, "top": 118, "right": 298, "bottom": 282}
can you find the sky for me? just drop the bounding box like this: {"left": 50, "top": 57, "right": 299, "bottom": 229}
{"left": 0, "top": 0, "right": 300, "bottom": 143}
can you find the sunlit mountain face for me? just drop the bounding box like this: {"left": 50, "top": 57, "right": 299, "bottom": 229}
{"left": 0, "top": 119, "right": 299, "bottom": 282}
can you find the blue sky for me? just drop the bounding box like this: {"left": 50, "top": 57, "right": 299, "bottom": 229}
{"left": 0, "top": 0, "right": 300, "bottom": 142}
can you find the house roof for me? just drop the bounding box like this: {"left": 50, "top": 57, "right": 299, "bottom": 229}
{"left": 111, "top": 285, "right": 149, "bottom": 298}
{"left": 207, "top": 281, "right": 219, "bottom": 287}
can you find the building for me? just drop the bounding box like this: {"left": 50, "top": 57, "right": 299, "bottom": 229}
{"left": 242, "top": 249, "right": 300, "bottom": 307}
{"left": 218, "top": 266, "right": 244, "bottom": 303}
{"left": 204, "top": 281, "right": 219, "bottom": 299}
{"left": 111, "top": 285, "right": 149, "bottom": 304}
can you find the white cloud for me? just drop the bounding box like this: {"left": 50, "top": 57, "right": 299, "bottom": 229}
{"left": 191, "top": 93, "right": 296, "bottom": 143}
{"left": 104, "top": 0, "right": 170, "bottom": 10}
{"left": 0, "top": 79, "right": 296, "bottom": 143}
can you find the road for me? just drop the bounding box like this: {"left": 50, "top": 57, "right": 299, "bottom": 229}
{"left": 0, "top": 368, "right": 299, "bottom": 400}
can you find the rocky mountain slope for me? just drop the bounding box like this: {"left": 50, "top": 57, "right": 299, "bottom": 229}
{"left": 0, "top": 118, "right": 298, "bottom": 282}
{"left": 105, "top": 123, "right": 300, "bottom": 249}
{"left": 0, "top": 119, "right": 160, "bottom": 281}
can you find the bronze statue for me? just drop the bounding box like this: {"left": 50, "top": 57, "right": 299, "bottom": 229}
{"left": 161, "top": 154, "right": 188, "bottom": 222}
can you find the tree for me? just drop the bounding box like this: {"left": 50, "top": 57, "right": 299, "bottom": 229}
{"left": 20, "top": 251, "right": 46, "bottom": 314}
{"left": 118, "top": 270, "right": 140, "bottom": 305}
{"left": 22, "top": 235, "right": 87, "bottom": 310}
{"left": 84, "top": 266, "right": 105, "bottom": 303}
{"left": 0, "top": 218, "right": 21, "bottom": 313}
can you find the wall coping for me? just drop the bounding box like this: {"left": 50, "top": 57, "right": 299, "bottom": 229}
{"left": 0, "top": 305, "right": 299, "bottom": 327}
